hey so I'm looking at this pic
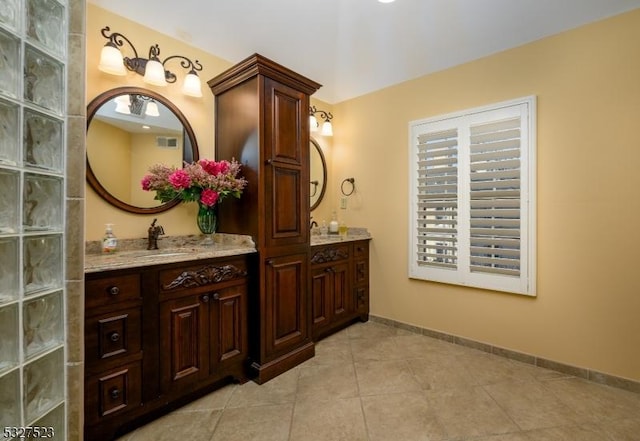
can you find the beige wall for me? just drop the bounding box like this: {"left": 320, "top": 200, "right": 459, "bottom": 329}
{"left": 332, "top": 10, "right": 640, "bottom": 381}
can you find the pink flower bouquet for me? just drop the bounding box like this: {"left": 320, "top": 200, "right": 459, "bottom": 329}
{"left": 141, "top": 159, "right": 247, "bottom": 207}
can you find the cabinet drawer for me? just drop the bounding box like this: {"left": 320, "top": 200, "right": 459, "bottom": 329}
{"left": 353, "top": 241, "right": 369, "bottom": 259}
{"left": 85, "top": 361, "right": 142, "bottom": 424}
{"left": 159, "top": 259, "right": 247, "bottom": 293}
{"left": 86, "top": 274, "right": 141, "bottom": 310}
{"left": 354, "top": 259, "right": 369, "bottom": 286}
{"left": 356, "top": 285, "right": 369, "bottom": 311}
{"left": 85, "top": 307, "right": 142, "bottom": 367}
{"left": 310, "top": 244, "right": 350, "bottom": 265}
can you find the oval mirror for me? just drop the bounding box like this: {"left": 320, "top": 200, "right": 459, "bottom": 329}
{"left": 310, "top": 137, "right": 327, "bottom": 211}
{"left": 86, "top": 87, "right": 199, "bottom": 214}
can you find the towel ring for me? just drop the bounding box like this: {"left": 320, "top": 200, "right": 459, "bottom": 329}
{"left": 340, "top": 178, "right": 355, "bottom": 196}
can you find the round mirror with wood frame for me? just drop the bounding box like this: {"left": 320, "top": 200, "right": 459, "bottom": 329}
{"left": 310, "top": 137, "right": 327, "bottom": 211}
{"left": 86, "top": 87, "right": 199, "bottom": 214}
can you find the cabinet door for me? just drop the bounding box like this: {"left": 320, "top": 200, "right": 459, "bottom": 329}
{"left": 311, "top": 262, "right": 351, "bottom": 336}
{"left": 159, "top": 294, "right": 209, "bottom": 393}
{"left": 311, "top": 266, "right": 332, "bottom": 330}
{"left": 263, "top": 253, "right": 309, "bottom": 359}
{"left": 211, "top": 284, "right": 247, "bottom": 373}
{"left": 331, "top": 262, "right": 351, "bottom": 321}
{"left": 263, "top": 77, "right": 309, "bottom": 248}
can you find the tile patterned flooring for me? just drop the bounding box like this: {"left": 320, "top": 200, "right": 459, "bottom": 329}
{"left": 117, "top": 321, "right": 640, "bottom": 441}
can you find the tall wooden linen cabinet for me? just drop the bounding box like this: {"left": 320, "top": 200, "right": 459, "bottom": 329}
{"left": 208, "top": 54, "right": 321, "bottom": 383}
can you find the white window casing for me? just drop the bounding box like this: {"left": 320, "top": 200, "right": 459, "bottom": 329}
{"left": 409, "top": 96, "right": 536, "bottom": 296}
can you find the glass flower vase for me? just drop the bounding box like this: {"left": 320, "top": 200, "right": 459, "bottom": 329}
{"left": 196, "top": 203, "right": 217, "bottom": 245}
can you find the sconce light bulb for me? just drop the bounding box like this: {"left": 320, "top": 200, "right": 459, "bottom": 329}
{"left": 98, "top": 43, "right": 126, "bottom": 76}
{"left": 143, "top": 58, "right": 168, "bottom": 86}
{"left": 114, "top": 95, "right": 131, "bottom": 114}
{"left": 182, "top": 71, "right": 203, "bottom": 97}
{"left": 309, "top": 115, "right": 319, "bottom": 132}
{"left": 145, "top": 101, "right": 160, "bottom": 117}
{"left": 321, "top": 120, "right": 333, "bottom": 137}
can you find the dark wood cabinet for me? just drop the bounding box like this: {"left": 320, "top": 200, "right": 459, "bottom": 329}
{"left": 84, "top": 256, "right": 250, "bottom": 440}
{"left": 353, "top": 241, "right": 370, "bottom": 316}
{"left": 310, "top": 240, "right": 370, "bottom": 340}
{"left": 209, "top": 54, "right": 321, "bottom": 383}
{"left": 159, "top": 282, "right": 248, "bottom": 396}
{"left": 259, "top": 252, "right": 311, "bottom": 360}
{"left": 85, "top": 271, "right": 144, "bottom": 431}
{"left": 160, "top": 293, "right": 209, "bottom": 391}
{"left": 311, "top": 254, "right": 351, "bottom": 332}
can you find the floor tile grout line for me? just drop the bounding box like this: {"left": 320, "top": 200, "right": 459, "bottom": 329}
{"left": 286, "top": 365, "right": 302, "bottom": 441}
{"left": 207, "top": 384, "right": 240, "bottom": 441}
{"left": 480, "top": 382, "right": 528, "bottom": 433}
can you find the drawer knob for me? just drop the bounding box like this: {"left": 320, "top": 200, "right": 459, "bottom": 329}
{"left": 108, "top": 286, "right": 120, "bottom": 296}
{"left": 212, "top": 292, "right": 220, "bottom": 301}
{"left": 110, "top": 388, "right": 120, "bottom": 400}
{"left": 201, "top": 294, "right": 210, "bottom": 303}
{"left": 265, "top": 159, "right": 273, "bottom": 165}
{"left": 109, "top": 332, "right": 120, "bottom": 342}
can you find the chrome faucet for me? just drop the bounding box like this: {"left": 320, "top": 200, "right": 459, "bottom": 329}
{"left": 147, "top": 218, "right": 165, "bottom": 250}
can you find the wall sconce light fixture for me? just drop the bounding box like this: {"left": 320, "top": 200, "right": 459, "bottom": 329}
{"left": 309, "top": 105, "right": 333, "bottom": 136}
{"left": 98, "top": 26, "right": 204, "bottom": 98}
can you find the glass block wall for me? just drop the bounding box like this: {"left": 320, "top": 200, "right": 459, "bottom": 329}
{"left": 0, "top": 0, "right": 68, "bottom": 438}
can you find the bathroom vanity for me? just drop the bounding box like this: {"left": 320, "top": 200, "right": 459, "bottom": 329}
{"left": 310, "top": 236, "right": 370, "bottom": 340}
{"left": 83, "top": 233, "right": 369, "bottom": 440}
{"left": 83, "top": 236, "right": 255, "bottom": 441}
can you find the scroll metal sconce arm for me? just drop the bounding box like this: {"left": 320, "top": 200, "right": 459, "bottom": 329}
{"left": 101, "top": 26, "right": 146, "bottom": 74}
{"left": 161, "top": 55, "right": 203, "bottom": 83}
{"left": 341, "top": 177, "right": 355, "bottom": 196}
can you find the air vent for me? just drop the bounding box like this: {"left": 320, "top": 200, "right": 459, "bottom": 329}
{"left": 156, "top": 136, "right": 179, "bottom": 148}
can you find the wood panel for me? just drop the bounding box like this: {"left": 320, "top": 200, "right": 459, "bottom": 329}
{"left": 160, "top": 295, "right": 208, "bottom": 391}
{"left": 215, "top": 285, "right": 247, "bottom": 366}
{"left": 264, "top": 253, "right": 308, "bottom": 359}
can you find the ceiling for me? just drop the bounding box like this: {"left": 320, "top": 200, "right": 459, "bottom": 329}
{"left": 89, "top": 0, "right": 640, "bottom": 104}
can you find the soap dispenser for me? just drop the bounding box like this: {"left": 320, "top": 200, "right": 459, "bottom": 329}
{"left": 329, "top": 211, "right": 339, "bottom": 234}
{"left": 102, "top": 223, "right": 118, "bottom": 253}
{"left": 338, "top": 219, "right": 348, "bottom": 238}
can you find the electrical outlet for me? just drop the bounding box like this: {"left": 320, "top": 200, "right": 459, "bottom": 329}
{"left": 340, "top": 197, "right": 347, "bottom": 209}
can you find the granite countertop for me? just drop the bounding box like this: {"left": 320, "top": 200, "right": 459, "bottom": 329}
{"left": 84, "top": 234, "right": 257, "bottom": 273}
{"left": 85, "top": 229, "right": 372, "bottom": 273}
{"left": 310, "top": 227, "right": 371, "bottom": 246}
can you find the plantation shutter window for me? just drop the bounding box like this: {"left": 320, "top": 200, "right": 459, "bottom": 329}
{"left": 409, "top": 97, "right": 536, "bottom": 296}
{"left": 416, "top": 127, "right": 459, "bottom": 270}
